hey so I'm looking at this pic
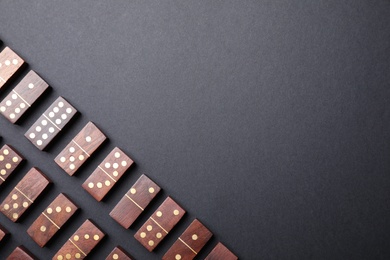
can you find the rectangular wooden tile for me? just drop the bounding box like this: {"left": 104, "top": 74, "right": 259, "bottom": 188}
{"left": 54, "top": 122, "right": 107, "bottom": 176}
{"left": 162, "top": 219, "right": 213, "bottom": 260}
{"left": 0, "top": 47, "right": 24, "bottom": 89}
{"left": 0, "top": 167, "right": 51, "bottom": 222}
{"left": 0, "top": 224, "right": 8, "bottom": 242}
{"left": 134, "top": 197, "right": 185, "bottom": 251}
{"left": 0, "top": 144, "right": 24, "bottom": 185}
{"left": 6, "top": 246, "right": 36, "bottom": 260}
{"left": 25, "top": 96, "right": 77, "bottom": 150}
{"left": 52, "top": 219, "right": 105, "bottom": 260}
{"left": 105, "top": 246, "right": 133, "bottom": 260}
{"left": 82, "top": 147, "right": 134, "bottom": 201}
{"left": 0, "top": 70, "right": 49, "bottom": 123}
{"left": 27, "top": 193, "right": 78, "bottom": 247}
{"left": 204, "top": 242, "right": 238, "bottom": 260}
{"left": 110, "top": 174, "right": 161, "bottom": 229}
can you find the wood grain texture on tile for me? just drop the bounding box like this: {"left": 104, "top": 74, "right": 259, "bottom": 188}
{"left": 204, "top": 242, "right": 238, "bottom": 260}
{"left": 0, "top": 70, "right": 49, "bottom": 123}
{"left": 0, "top": 47, "right": 24, "bottom": 89}
{"left": 54, "top": 122, "right": 106, "bottom": 176}
{"left": 27, "top": 193, "right": 78, "bottom": 247}
{"left": 110, "top": 174, "right": 160, "bottom": 229}
{"left": 134, "top": 197, "right": 185, "bottom": 251}
{"left": 25, "top": 96, "right": 77, "bottom": 150}
{"left": 0, "top": 167, "right": 50, "bottom": 222}
{"left": 82, "top": 147, "right": 133, "bottom": 201}
{"left": 0, "top": 144, "right": 24, "bottom": 186}
{"left": 6, "top": 246, "right": 36, "bottom": 260}
{"left": 162, "top": 219, "right": 213, "bottom": 260}
{"left": 52, "top": 219, "right": 105, "bottom": 260}
{"left": 105, "top": 246, "right": 133, "bottom": 260}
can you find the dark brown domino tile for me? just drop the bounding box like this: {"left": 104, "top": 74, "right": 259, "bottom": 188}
{"left": 0, "top": 70, "right": 49, "bottom": 123}
{"left": 52, "top": 219, "right": 105, "bottom": 260}
{"left": 82, "top": 147, "right": 134, "bottom": 201}
{"left": 25, "top": 97, "right": 77, "bottom": 150}
{"left": 0, "top": 167, "right": 51, "bottom": 222}
{"left": 110, "top": 174, "right": 161, "bottom": 229}
{"left": 105, "top": 246, "right": 133, "bottom": 260}
{"left": 0, "top": 47, "right": 24, "bottom": 89}
{"left": 134, "top": 197, "right": 186, "bottom": 252}
{"left": 54, "top": 122, "right": 107, "bottom": 176}
{"left": 6, "top": 246, "right": 36, "bottom": 260}
{"left": 27, "top": 193, "right": 78, "bottom": 247}
{"left": 0, "top": 144, "right": 24, "bottom": 186}
{"left": 0, "top": 224, "right": 8, "bottom": 242}
{"left": 162, "top": 219, "right": 213, "bottom": 260}
{"left": 204, "top": 242, "right": 238, "bottom": 260}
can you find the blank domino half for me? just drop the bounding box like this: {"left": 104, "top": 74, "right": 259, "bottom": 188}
{"left": 7, "top": 246, "right": 36, "bottom": 260}
{"left": 105, "top": 246, "right": 133, "bottom": 260}
{"left": 0, "top": 70, "right": 49, "bottom": 123}
{"left": 0, "top": 47, "right": 24, "bottom": 89}
{"left": 0, "top": 224, "right": 8, "bottom": 242}
{"left": 204, "top": 242, "right": 238, "bottom": 260}
{"left": 52, "top": 219, "right": 105, "bottom": 260}
{"left": 0, "top": 167, "right": 51, "bottom": 222}
{"left": 0, "top": 144, "right": 24, "bottom": 185}
{"left": 25, "top": 97, "right": 77, "bottom": 150}
{"left": 54, "top": 122, "right": 107, "bottom": 176}
{"left": 27, "top": 193, "right": 78, "bottom": 247}
{"left": 110, "top": 174, "right": 161, "bottom": 229}
{"left": 162, "top": 219, "right": 213, "bottom": 260}
{"left": 82, "top": 147, "right": 134, "bottom": 201}
{"left": 134, "top": 197, "right": 186, "bottom": 251}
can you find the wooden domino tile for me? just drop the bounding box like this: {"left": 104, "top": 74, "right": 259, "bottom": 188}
{"left": 25, "top": 96, "right": 77, "bottom": 150}
{"left": 54, "top": 122, "right": 107, "bottom": 176}
{"left": 134, "top": 197, "right": 186, "bottom": 251}
{"left": 204, "top": 242, "right": 238, "bottom": 260}
{"left": 27, "top": 193, "right": 78, "bottom": 247}
{"left": 82, "top": 147, "right": 134, "bottom": 201}
{"left": 110, "top": 174, "right": 161, "bottom": 229}
{"left": 52, "top": 219, "right": 105, "bottom": 260}
{"left": 6, "top": 246, "right": 36, "bottom": 260}
{"left": 0, "top": 167, "right": 51, "bottom": 222}
{"left": 0, "top": 70, "right": 49, "bottom": 123}
{"left": 105, "top": 246, "right": 133, "bottom": 260}
{"left": 0, "top": 224, "right": 8, "bottom": 242}
{"left": 0, "top": 144, "right": 24, "bottom": 185}
{"left": 162, "top": 219, "right": 213, "bottom": 260}
{"left": 0, "top": 47, "right": 24, "bottom": 89}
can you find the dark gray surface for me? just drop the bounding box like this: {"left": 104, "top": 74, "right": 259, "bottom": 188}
{"left": 0, "top": 1, "right": 390, "bottom": 259}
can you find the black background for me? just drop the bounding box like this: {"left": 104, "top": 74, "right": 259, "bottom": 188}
{"left": 1, "top": 1, "right": 390, "bottom": 259}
